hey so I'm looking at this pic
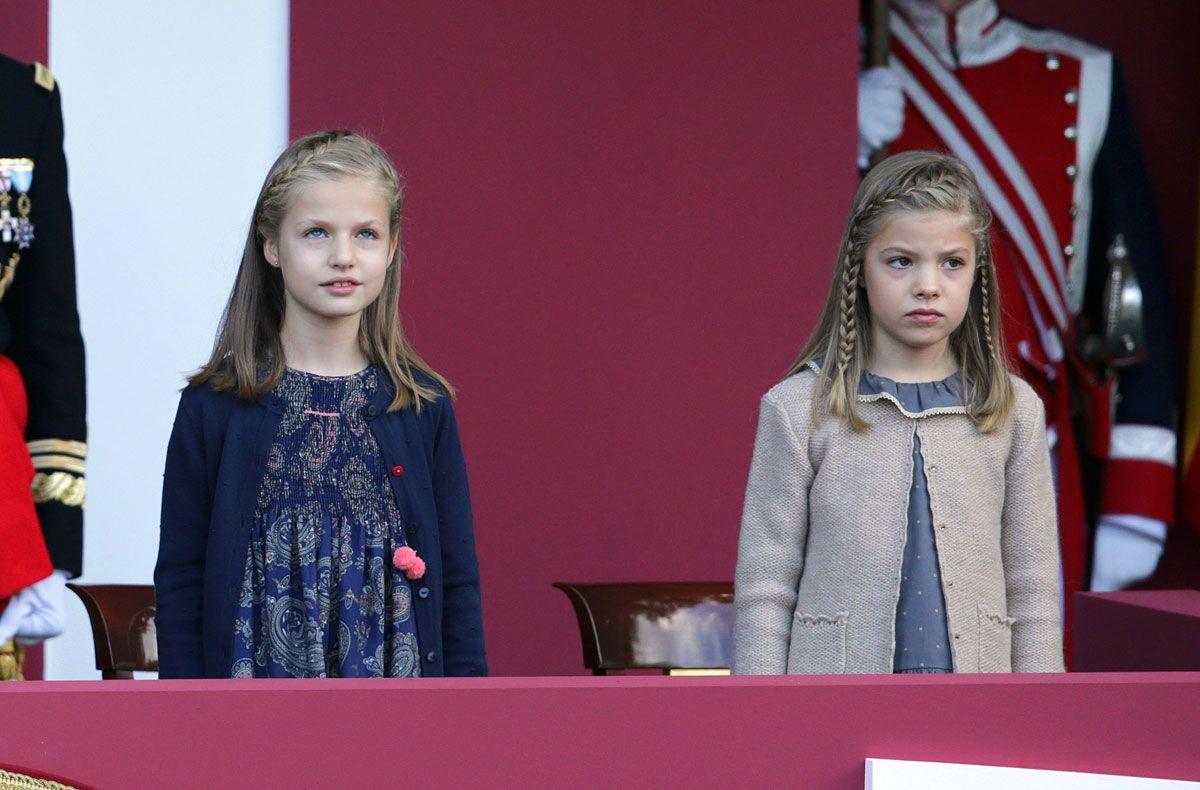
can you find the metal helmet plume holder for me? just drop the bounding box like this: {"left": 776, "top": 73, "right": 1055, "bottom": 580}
{"left": 0, "top": 157, "right": 34, "bottom": 300}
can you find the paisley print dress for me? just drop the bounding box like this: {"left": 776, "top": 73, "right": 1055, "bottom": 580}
{"left": 229, "top": 366, "right": 421, "bottom": 678}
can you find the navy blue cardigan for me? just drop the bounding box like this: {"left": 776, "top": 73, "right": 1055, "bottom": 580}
{"left": 153, "top": 372, "right": 487, "bottom": 678}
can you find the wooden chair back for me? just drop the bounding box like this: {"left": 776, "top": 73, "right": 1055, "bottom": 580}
{"left": 67, "top": 584, "right": 157, "bottom": 679}
{"left": 552, "top": 582, "right": 733, "bottom": 675}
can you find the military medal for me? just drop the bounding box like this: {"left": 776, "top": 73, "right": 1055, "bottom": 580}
{"left": 0, "top": 157, "right": 34, "bottom": 299}
{"left": 0, "top": 158, "right": 34, "bottom": 248}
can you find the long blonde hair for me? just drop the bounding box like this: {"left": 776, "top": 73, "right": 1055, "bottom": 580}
{"left": 789, "top": 150, "right": 1013, "bottom": 432}
{"left": 191, "top": 129, "right": 452, "bottom": 411}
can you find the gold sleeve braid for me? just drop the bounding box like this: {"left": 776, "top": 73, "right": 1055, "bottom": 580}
{"left": 27, "top": 439, "right": 86, "bottom": 507}
{"left": 31, "top": 471, "right": 86, "bottom": 507}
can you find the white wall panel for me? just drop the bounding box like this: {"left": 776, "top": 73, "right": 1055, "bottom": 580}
{"left": 47, "top": 0, "right": 288, "bottom": 679}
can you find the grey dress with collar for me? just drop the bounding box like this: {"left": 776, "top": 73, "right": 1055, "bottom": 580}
{"left": 859, "top": 370, "right": 964, "bottom": 674}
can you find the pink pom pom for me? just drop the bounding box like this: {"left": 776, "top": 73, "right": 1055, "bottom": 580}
{"left": 393, "top": 546, "right": 426, "bottom": 580}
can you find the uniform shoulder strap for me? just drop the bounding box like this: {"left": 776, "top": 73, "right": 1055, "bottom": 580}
{"left": 33, "top": 61, "right": 55, "bottom": 92}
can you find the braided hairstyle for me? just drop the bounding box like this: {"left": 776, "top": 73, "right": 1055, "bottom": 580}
{"left": 191, "top": 130, "right": 454, "bottom": 410}
{"left": 787, "top": 150, "right": 1013, "bottom": 433}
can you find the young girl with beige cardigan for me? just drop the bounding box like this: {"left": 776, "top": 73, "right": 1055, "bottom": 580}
{"left": 733, "top": 151, "right": 1064, "bottom": 675}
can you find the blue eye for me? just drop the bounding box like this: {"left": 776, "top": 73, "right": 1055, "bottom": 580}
{"left": 943, "top": 258, "right": 966, "bottom": 269}
{"left": 887, "top": 256, "right": 912, "bottom": 269}
{"left": 304, "top": 227, "right": 328, "bottom": 239}
{"left": 357, "top": 229, "right": 380, "bottom": 239}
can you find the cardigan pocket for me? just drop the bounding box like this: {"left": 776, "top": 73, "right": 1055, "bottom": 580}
{"left": 976, "top": 604, "right": 1015, "bottom": 673}
{"left": 786, "top": 611, "right": 848, "bottom": 674}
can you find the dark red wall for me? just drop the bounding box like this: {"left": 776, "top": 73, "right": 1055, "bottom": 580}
{"left": 291, "top": 2, "right": 859, "bottom": 675}
{"left": 2, "top": 1, "right": 47, "bottom": 66}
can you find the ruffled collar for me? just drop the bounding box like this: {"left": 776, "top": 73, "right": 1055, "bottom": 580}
{"left": 804, "top": 358, "right": 966, "bottom": 418}
{"left": 859, "top": 368, "right": 964, "bottom": 414}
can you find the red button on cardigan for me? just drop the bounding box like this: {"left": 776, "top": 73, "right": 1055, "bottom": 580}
{"left": 391, "top": 465, "right": 404, "bottom": 477}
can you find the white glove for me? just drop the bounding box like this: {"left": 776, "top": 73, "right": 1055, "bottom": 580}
{"left": 1090, "top": 515, "right": 1167, "bottom": 592}
{"left": 858, "top": 66, "right": 905, "bottom": 168}
{"left": 0, "top": 570, "right": 69, "bottom": 645}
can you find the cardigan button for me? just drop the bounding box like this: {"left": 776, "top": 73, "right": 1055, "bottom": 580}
{"left": 391, "top": 465, "right": 404, "bottom": 477}
{"left": 425, "top": 651, "right": 437, "bottom": 663}
{"left": 406, "top": 522, "right": 419, "bottom": 535}
{"left": 366, "top": 405, "right": 379, "bottom": 418}
{"left": 418, "top": 587, "right": 430, "bottom": 599}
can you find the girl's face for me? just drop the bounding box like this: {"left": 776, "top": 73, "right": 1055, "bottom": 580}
{"left": 264, "top": 177, "right": 396, "bottom": 327}
{"left": 861, "top": 208, "right": 977, "bottom": 363}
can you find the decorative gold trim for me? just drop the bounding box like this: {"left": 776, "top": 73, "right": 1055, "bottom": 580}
{"left": 29, "top": 454, "right": 86, "bottom": 475}
{"left": 33, "top": 62, "right": 56, "bottom": 92}
{"left": 1, "top": 639, "right": 24, "bottom": 681}
{"left": 31, "top": 471, "right": 86, "bottom": 507}
{"left": 0, "top": 158, "right": 33, "bottom": 171}
{"left": 0, "top": 767, "right": 78, "bottom": 790}
{"left": 26, "top": 439, "right": 87, "bottom": 458}
{"left": 0, "top": 250, "right": 17, "bottom": 302}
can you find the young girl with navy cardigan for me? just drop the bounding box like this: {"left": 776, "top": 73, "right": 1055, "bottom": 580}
{"left": 154, "top": 131, "right": 486, "bottom": 678}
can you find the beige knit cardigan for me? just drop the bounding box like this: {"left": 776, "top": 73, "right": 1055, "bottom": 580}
{"left": 732, "top": 366, "right": 1065, "bottom": 674}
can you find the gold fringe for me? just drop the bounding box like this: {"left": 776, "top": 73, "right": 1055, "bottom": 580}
{"left": 30, "top": 471, "right": 86, "bottom": 507}
{"left": 0, "top": 768, "right": 78, "bottom": 790}
{"left": 26, "top": 439, "right": 87, "bottom": 458}
{"left": 0, "top": 639, "right": 23, "bottom": 681}
{"left": 29, "top": 455, "right": 85, "bottom": 475}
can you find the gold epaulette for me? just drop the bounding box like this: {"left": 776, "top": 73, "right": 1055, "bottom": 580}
{"left": 33, "top": 62, "right": 55, "bottom": 92}
{"left": 27, "top": 439, "right": 86, "bottom": 507}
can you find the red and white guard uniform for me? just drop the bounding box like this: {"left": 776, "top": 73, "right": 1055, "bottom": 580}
{"left": 870, "top": 0, "right": 1179, "bottom": 604}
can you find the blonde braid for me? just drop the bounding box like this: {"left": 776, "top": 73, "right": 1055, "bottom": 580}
{"left": 835, "top": 248, "right": 861, "bottom": 376}
{"left": 978, "top": 259, "right": 995, "bottom": 359}
{"left": 256, "top": 130, "right": 352, "bottom": 237}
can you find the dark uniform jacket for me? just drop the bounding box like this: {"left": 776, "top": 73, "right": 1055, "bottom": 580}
{"left": 0, "top": 54, "right": 86, "bottom": 578}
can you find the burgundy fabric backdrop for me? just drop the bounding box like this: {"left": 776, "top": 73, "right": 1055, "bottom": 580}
{"left": 2, "top": 1, "right": 47, "bottom": 66}
{"left": 290, "top": 1, "right": 859, "bottom": 675}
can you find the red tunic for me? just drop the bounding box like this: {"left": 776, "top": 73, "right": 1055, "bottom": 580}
{"left": 0, "top": 354, "right": 52, "bottom": 601}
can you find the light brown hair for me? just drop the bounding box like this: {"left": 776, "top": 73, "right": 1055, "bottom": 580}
{"left": 190, "top": 130, "right": 452, "bottom": 411}
{"left": 788, "top": 150, "right": 1013, "bottom": 432}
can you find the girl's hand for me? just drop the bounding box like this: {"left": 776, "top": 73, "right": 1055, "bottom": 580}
{"left": 0, "top": 570, "right": 69, "bottom": 645}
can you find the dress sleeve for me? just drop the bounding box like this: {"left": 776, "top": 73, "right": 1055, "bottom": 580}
{"left": 732, "top": 393, "right": 813, "bottom": 674}
{"left": 153, "top": 392, "right": 211, "bottom": 678}
{"left": 431, "top": 396, "right": 487, "bottom": 676}
{"left": 1002, "top": 392, "right": 1066, "bottom": 672}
